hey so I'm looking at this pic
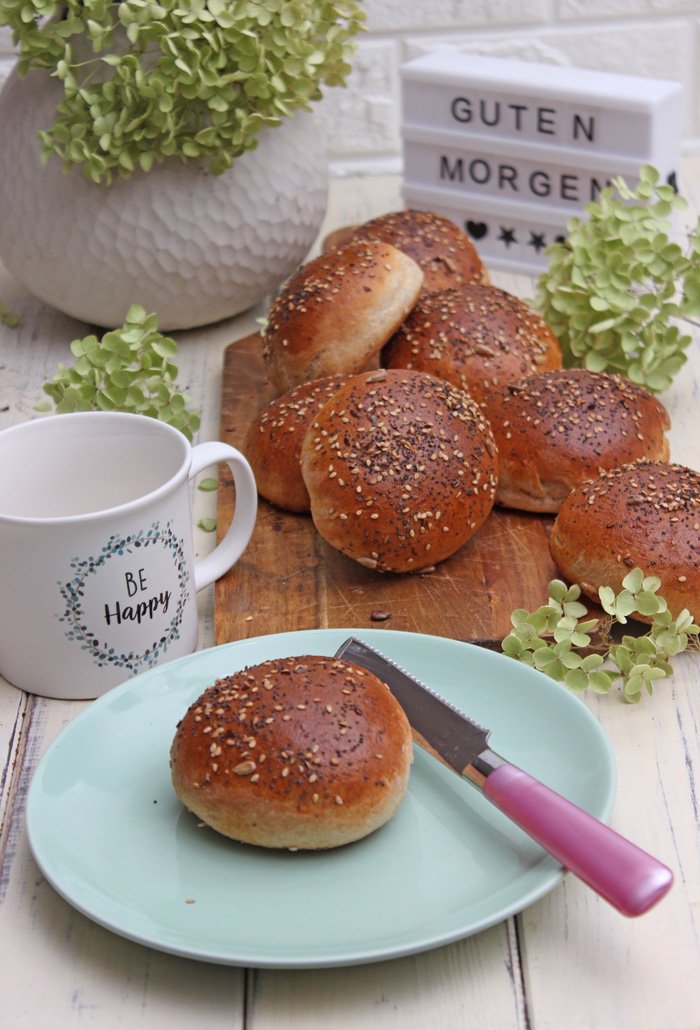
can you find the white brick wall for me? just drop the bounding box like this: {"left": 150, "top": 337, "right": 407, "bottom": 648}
{"left": 1, "top": 3, "right": 699, "bottom": 176}
{"left": 319, "top": 0, "right": 700, "bottom": 174}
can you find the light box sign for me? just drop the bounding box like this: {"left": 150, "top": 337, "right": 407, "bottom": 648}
{"left": 401, "top": 53, "right": 683, "bottom": 277}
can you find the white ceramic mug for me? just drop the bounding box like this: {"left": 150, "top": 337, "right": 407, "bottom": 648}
{"left": 0, "top": 412, "right": 257, "bottom": 699}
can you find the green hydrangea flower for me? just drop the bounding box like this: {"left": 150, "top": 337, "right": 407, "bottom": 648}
{"left": 0, "top": 0, "right": 364, "bottom": 183}
{"left": 40, "top": 304, "right": 201, "bottom": 439}
{"left": 501, "top": 570, "right": 699, "bottom": 703}
{"left": 534, "top": 165, "right": 700, "bottom": 393}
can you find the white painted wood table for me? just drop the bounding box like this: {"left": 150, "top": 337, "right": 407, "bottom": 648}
{"left": 1, "top": 166, "right": 699, "bottom": 1030}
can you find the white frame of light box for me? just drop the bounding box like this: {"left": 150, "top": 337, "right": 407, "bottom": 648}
{"left": 401, "top": 52, "right": 683, "bottom": 277}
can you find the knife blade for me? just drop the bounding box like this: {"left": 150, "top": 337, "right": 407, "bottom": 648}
{"left": 335, "top": 636, "right": 673, "bottom": 917}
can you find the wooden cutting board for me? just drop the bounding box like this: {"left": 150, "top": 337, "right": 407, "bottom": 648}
{"left": 214, "top": 334, "right": 560, "bottom": 647}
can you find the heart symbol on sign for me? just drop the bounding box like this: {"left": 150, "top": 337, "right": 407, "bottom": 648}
{"left": 466, "top": 220, "right": 488, "bottom": 240}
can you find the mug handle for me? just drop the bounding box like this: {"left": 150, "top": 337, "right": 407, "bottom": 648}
{"left": 188, "top": 441, "right": 257, "bottom": 592}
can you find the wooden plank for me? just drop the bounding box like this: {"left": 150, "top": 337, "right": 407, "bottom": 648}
{"left": 513, "top": 651, "right": 700, "bottom": 1030}
{"left": 215, "top": 334, "right": 559, "bottom": 647}
{"left": 248, "top": 924, "right": 528, "bottom": 1030}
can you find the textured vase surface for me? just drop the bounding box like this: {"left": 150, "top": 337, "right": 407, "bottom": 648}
{"left": 0, "top": 67, "right": 329, "bottom": 330}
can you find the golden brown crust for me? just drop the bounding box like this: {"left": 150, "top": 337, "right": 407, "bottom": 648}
{"left": 299, "top": 368, "right": 499, "bottom": 573}
{"left": 381, "top": 284, "right": 562, "bottom": 404}
{"left": 244, "top": 376, "right": 348, "bottom": 511}
{"left": 261, "top": 239, "right": 424, "bottom": 393}
{"left": 346, "top": 209, "right": 488, "bottom": 293}
{"left": 549, "top": 461, "right": 700, "bottom": 621}
{"left": 323, "top": 224, "right": 358, "bottom": 251}
{"left": 483, "top": 370, "right": 671, "bottom": 513}
{"left": 170, "top": 655, "right": 413, "bottom": 850}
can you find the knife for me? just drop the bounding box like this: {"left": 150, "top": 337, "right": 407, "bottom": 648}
{"left": 334, "top": 636, "right": 673, "bottom": 917}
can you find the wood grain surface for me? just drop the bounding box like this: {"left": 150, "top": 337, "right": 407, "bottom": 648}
{"left": 215, "top": 334, "right": 559, "bottom": 647}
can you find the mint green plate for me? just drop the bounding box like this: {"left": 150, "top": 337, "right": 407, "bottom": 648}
{"left": 26, "top": 628, "right": 615, "bottom": 968}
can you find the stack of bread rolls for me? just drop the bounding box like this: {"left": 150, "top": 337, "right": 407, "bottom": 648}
{"left": 248, "top": 206, "right": 692, "bottom": 612}
{"left": 253, "top": 210, "right": 507, "bottom": 573}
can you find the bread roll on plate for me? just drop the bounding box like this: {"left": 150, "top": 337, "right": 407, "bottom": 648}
{"left": 300, "top": 368, "right": 498, "bottom": 573}
{"left": 244, "top": 375, "right": 347, "bottom": 511}
{"left": 262, "top": 239, "right": 423, "bottom": 392}
{"left": 483, "top": 369, "right": 671, "bottom": 512}
{"left": 549, "top": 460, "right": 700, "bottom": 621}
{"left": 382, "top": 284, "right": 562, "bottom": 404}
{"left": 170, "top": 654, "right": 413, "bottom": 850}
{"left": 339, "top": 209, "right": 488, "bottom": 294}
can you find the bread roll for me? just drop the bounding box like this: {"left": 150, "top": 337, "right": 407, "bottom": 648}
{"left": 244, "top": 376, "right": 348, "bottom": 511}
{"left": 549, "top": 461, "right": 700, "bottom": 621}
{"left": 262, "top": 239, "right": 424, "bottom": 393}
{"left": 300, "top": 368, "right": 498, "bottom": 573}
{"left": 483, "top": 370, "right": 671, "bottom": 513}
{"left": 343, "top": 209, "right": 488, "bottom": 294}
{"left": 382, "top": 284, "right": 562, "bottom": 404}
{"left": 170, "top": 654, "right": 413, "bottom": 850}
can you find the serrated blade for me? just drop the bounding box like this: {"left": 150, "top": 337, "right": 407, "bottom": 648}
{"left": 334, "top": 636, "right": 674, "bottom": 918}
{"left": 334, "top": 636, "right": 492, "bottom": 776}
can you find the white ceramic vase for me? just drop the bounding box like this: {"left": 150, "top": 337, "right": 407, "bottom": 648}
{"left": 0, "top": 66, "right": 329, "bottom": 330}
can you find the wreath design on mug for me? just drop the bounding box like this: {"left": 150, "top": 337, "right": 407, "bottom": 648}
{"left": 57, "top": 520, "right": 189, "bottom": 673}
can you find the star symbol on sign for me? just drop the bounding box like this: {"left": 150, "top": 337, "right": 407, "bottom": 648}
{"left": 498, "top": 226, "right": 517, "bottom": 248}
{"left": 528, "top": 231, "right": 546, "bottom": 253}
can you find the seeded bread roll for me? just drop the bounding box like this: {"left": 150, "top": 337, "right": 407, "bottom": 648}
{"left": 300, "top": 368, "right": 499, "bottom": 573}
{"left": 549, "top": 461, "right": 700, "bottom": 621}
{"left": 170, "top": 654, "right": 413, "bottom": 850}
{"left": 244, "top": 375, "right": 348, "bottom": 511}
{"left": 342, "top": 209, "right": 488, "bottom": 294}
{"left": 382, "top": 284, "right": 562, "bottom": 404}
{"left": 483, "top": 370, "right": 671, "bottom": 513}
{"left": 262, "top": 239, "right": 424, "bottom": 393}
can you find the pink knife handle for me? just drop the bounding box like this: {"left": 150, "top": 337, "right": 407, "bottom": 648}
{"left": 483, "top": 763, "right": 673, "bottom": 916}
